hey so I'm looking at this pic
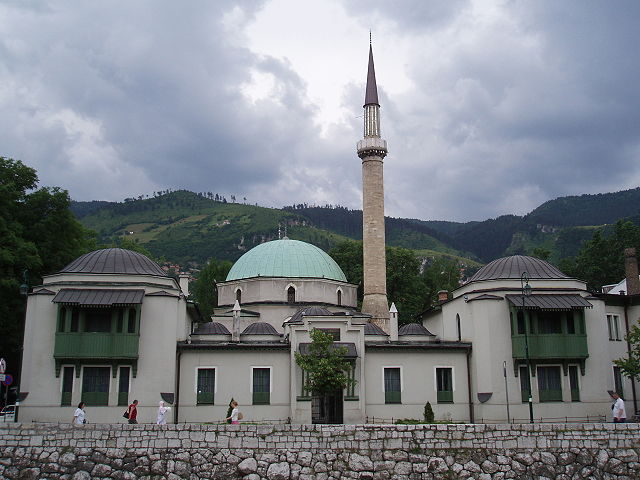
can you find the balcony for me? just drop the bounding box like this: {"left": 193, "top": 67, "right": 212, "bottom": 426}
{"left": 54, "top": 332, "right": 139, "bottom": 359}
{"left": 511, "top": 334, "right": 588, "bottom": 360}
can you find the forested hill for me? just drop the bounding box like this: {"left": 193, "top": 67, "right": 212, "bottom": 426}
{"left": 526, "top": 187, "right": 640, "bottom": 226}
{"left": 72, "top": 185, "right": 640, "bottom": 266}
{"left": 71, "top": 191, "right": 469, "bottom": 265}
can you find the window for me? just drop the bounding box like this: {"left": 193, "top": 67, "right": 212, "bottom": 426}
{"left": 613, "top": 366, "right": 624, "bottom": 397}
{"left": 61, "top": 367, "right": 74, "bottom": 406}
{"left": 118, "top": 367, "right": 130, "bottom": 406}
{"left": 116, "top": 309, "right": 124, "bottom": 333}
{"left": 537, "top": 366, "right": 562, "bottom": 402}
{"left": 456, "top": 314, "right": 461, "bottom": 341}
{"left": 252, "top": 368, "right": 271, "bottom": 405}
{"left": 236, "top": 289, "right": 242, "bottom": 304}
{"left": 287, "top": 286, "right": 296, "bottom": 304}
{"left": 82, "top": 367, "right": 110, "bottom": 406}
{"left": 127, "top": 308, "right": 137, "bottom": 334}
{"left": 337, "top": 290, "right": 342, "bottom": 306}
{"left": 436, "top": 367, "right": 453, "bottom": 403}
{"left": 197, "top": 368, "right": 215, "bottom": 405}
{"left": 566, "top": 313, "right": 576, "bottom": 334}
{"left": 70, "top": 310, "right": 79, "bottom": 332}
{"left": 58, "top": 307, "right": 67, "bottom": 332}
{"left": 319, "top": 328, "right": 340, "bottom": 341}
{"left": 519, "top": 366, "right": 531, "bottom": 403}
{"left": 517, "top": 311, "right": 526, "bottom": 335}
{"left": 537, "top": 312, "right": 562, "bottom": 334}
{"left": 384, "top": 368, "right": 401, "bottom": 404}
{"left": 607, "top": 314, "right": 621, "bottom": 341}
{"left": 569, "top": 365, "right": 580, "bottom": 402}
{"left": 85, "top": 309, "right": 112, "bottom": 333}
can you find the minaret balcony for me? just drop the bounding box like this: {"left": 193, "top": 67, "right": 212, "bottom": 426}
{"left": 357, "top": 137, "right": 388, "bottom": 159}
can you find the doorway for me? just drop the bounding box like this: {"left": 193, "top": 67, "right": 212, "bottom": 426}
{"left": 312, "top": 390, "right": 343, "bottom": 424}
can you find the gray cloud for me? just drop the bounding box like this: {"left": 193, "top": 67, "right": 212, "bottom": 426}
{"left": 1, "top": 0, "right": 639, "bottom": 223}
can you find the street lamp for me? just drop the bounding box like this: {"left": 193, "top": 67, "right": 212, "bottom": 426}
{"left": 15, "top": 270, "right": 29, "bottom": 423}
{"left": 521, "top": 271, "right": 534, "bottom": 423}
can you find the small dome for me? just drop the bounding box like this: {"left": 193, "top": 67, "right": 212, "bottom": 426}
{"left": 398, "top": 323, "right": 435, "bottom": 336}
{"left": 364, "top": 322, "right": 388, "bottom": 335}
{"left": 469, "top": 255, "right": 569, "bottom": 282}
{"left": 242, "top": 322, "right": 280, "bottom": 335}
{"left": 193, "top": 322, "right": 231, "bottom": 335}
{"left": 226, "top": 239, "right": 347, "bottom": 282}
{"left": 287, "top": 306, "right": 332, "bottom": 324}
{"left": 60, "top": 248, "right": 166, "bottom": 276}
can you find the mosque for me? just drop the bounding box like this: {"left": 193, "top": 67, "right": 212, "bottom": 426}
{"left": 18, "top": 45, "right": 638, "bottom": 424}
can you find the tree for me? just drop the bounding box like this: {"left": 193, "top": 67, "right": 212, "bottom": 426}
{"left": 614, "top": 325, "right": 640, "bottom": 382}
{"left": 563, "top": 221, "right": 640, "bottom": 290}
{"left": 0, "top": 156, "right": 95, "bottom": 385}
{"left": 191, "top": 258, "right": 233, "bottom": 317}
{"left": 294, "top": 329, "right": 356, "bottom": 395}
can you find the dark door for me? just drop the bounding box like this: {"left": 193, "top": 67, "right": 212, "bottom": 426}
{"left": 312, "top": 390, "right": 343, "bottom": 424}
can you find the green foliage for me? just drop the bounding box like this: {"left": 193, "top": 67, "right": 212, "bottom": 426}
{"left": 329, "top": 240, "right": 463, "bottom": 322}
{"left": 614, "top": 325, "right": 640, "bottom": 382}
{"left": 191, "top": 258, "right": 233, "bottom": 317}
{"left": 0, "top": 157, "right": 94, "bottom": 381}
{"left": 109, "top": 236, "right": 156, "bottom": 259}
{"left": 294, "top": 329, "right": 356, "bottom": 395}
{"left": 423, "top": 401, "right": 435, "bottom": 423}
{"left": 531, "top": 247, "right": 551, "bottom": 261}
{"left": 562, "top": 221, "right": 640, "bottom": 290}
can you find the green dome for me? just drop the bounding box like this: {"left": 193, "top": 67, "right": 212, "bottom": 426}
{"left": 226, "top": 239, "right": 347, "bottom": 282}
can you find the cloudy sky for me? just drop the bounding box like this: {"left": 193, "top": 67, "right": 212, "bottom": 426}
{"left": 1, "top": 1, "right": 639, "bottom": 222}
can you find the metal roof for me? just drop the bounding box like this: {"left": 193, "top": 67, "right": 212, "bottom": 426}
{"left": 242, "top": 322, "right": 280, "bottom": 335}
{"left": 226, "top": 239, "right": 347, "bottom": 282}
{"left": 505, "top": 294, "right": 593, "bottom": 310}
{"left": 146, "top": 290, "right": 179, "bottom": 298}
{"left": 364, "top": 44, "right": 379, "bottom": 106}
{"left": 398, "top": 323, "right": 435, "bottom": 336}
{"left": 192, "top": 322, "right": 231, "bottom": 335}
{"left": 298, "top": 342, "right": 358, "bottom": 359}
{"left": 364, "top": 322, "right": 388, "bottom": 335}
{"left": 287, "top": 306, "right": 333, "bottom": 324}
{"left": 469, "top": 255, "right": 570, "bottom": 282}
{"left": 60, "top": 248, "right": 166, "bottom": 276}
{"left": 31, "top": 288, "right": 55, "bottom": 296}
{"left": 52, "top": 289, "right": 144, "bottom": 306}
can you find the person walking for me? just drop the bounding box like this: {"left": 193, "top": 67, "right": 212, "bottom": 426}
{"left": 611, "top": 392, "right": 627, "bottom": 423}
{"left": 127, "top": 400, "right": 139, "bottom": 424}
{"left": 225, "top": 400, "right": 241, "bottom": 424}
{"left": 157, "top": 400, "right": 171, "bottom": 425}
{"left": 73, "top": 402, "right": 86, "bottom": 425}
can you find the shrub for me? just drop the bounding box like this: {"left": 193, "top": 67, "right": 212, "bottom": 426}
{"left": 423, "top": 401, "right": 435, "bottom": 423}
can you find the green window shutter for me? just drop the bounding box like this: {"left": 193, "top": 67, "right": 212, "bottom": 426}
{"left": 197, "top": 369, "right": 215, "bottom": 405}
{"left": 436, "top": 368, "right": 453, "bottom": 403}
{"left": 253, "top": 368, "right": 271, "bottom": 405}
{"left": 81, "top": 367, "right": 110, "bottom": 406}
{"left": 384, "top": 368, "right": 401, "bottom": 404}
{"left": 569, "top": 365, "right": 580, "bottom": 402}
{"left": 537, "top": 366, "right": 562, "bottom": 402}
{"left": 61, "top": 366, "right": 74, "bottom": 406}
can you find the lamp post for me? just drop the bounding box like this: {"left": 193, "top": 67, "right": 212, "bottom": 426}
{"left": 521, "top": 271, "right": 534, "bottom": 423}
{"left": 16, "top": 270, "right": 29, "bottom": 423}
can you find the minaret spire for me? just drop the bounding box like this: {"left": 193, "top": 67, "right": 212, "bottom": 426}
{"left": 357, "top": 39, "right": 390, "bottom": 332}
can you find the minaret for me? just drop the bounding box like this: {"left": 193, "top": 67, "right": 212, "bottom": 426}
{"left": 357, "top": 40, "right": 390, "bottom": 331}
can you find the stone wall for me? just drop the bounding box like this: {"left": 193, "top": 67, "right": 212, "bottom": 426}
{"left": 1, "top": 423, "right": 639, "bottom": 479}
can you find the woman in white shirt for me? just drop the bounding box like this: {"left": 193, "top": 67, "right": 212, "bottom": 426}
{"left": 225, "top": 400, "right": 240, "bottom": 424}
{"left": 157, "top": 401, "right": 171, "bottom": 425}
{"left": 73, "top": 402, "right": 86, "bottom": 425}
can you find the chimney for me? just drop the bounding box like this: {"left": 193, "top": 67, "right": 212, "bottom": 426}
{"left": 437, "top": 290, "right": 449, "bottom": 303}
{"left": 624, "top": 248, "right": 640, "bottom": 296}
{"left": 389, "top": 303, "right": 398, "bottom": 341}
{"left": 179, "top": 274, "right": 190, "bottom": 297}
{"left": 232, "top": 300, "right": 241, "bottom": 342}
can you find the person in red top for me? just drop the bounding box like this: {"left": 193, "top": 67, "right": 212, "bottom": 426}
{"left": 127, "top": 400, "right": 138, "bottom": 424}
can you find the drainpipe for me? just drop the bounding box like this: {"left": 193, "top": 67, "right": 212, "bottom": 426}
{"left": 466, "top": 348, "right": 474, "bottom": 423}
{"left": 623, "top": 300, "right": 638, "bottom": 415}
{"left": 174, "top": 348, "right": 182, "bottom": 424}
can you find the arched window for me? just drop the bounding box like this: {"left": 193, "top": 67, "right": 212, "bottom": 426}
{"left": 287, "top": 286, "right": 296, "bottom": 304}
{"left": 236, "top": 289, "right": 242, "bottom": 304}
{"left": 456, "top": 314, "right": 461, "bottom": 341}
{"left": 337, "top": 290, "right": 342, "bottom": 306}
